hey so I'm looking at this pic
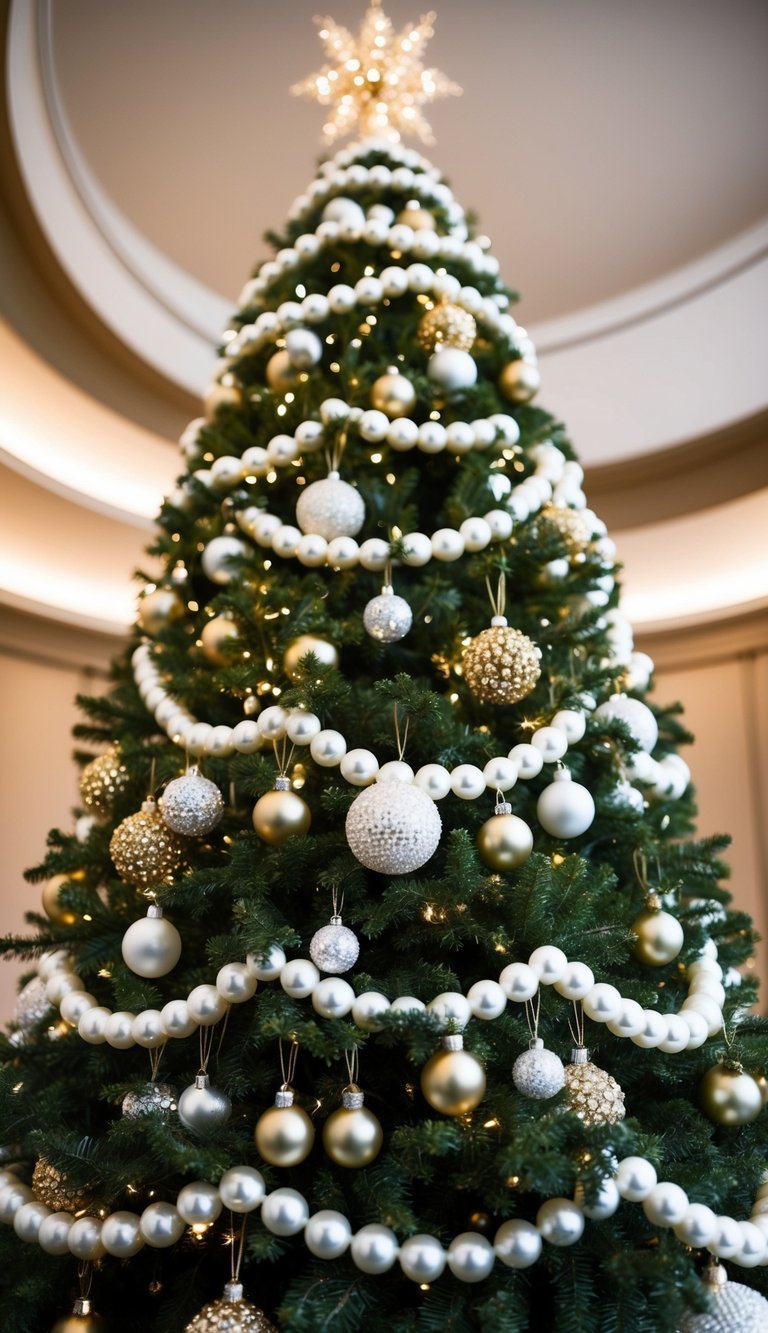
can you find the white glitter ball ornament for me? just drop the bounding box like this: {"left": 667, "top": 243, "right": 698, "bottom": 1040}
{"left": 512, "top": 1038, "right": 565, "bottom": 1099}
{"left": 346, "top": 780, "right": 442, "bottom": 875}
{"left": 295, "top": 471, "right": 365, "bottom": 540}
{"left": 310, "top": 916, "right": 360, "bottom": 974}
{"left": 363, "top": 585, "right": 413, "bottom": 642}
{"left": 594, "top": 693, "right": 658, "bottom": 753}
{"left": 122, "top": 1081, "right": 177, "bottom": 1118}
{"left": 185, "top": 1280, "right": 277, "bottom": 1333}
{"left": 13, "top": 977, "right": 51, "bottom": 1035}
{"left": 678, "top": 1262, "right": 768, "bottom": 1332}
{"left": 160, "top": 766, "right": 225, "bottom": 836}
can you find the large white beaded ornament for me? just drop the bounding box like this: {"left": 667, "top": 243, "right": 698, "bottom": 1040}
{"left": 346, "top": 778, "right": 442, "bottom": 875}
{"left": 160, "top": 766, "right": 224, "bottom": 836}
{"left": 678, "top": 1261, "right": 768, "bottom": 1332}
{"left": 295, "top": 471, "right": 365, "bottom": 540}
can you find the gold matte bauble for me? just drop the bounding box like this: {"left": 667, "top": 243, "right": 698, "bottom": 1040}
{"left": 52, "top": 1304, "right": 107, "bottom": 1333}
{"left": 252, "top": 789, "right": 311, "bottom": 845}
{"left": 632, "top": 907, "right": 684, "bottom": 966}
{"left": 322, "top": 1105, "right": 383, "bottom": 1168}
{"left": 283, "top": 634, "right": 339, "bottom": 680}
{"left": 756, "top": 1073, "right": 768, "bottom": 1106}
{"left": 109, "top": 798, "right": 187, "bottom": 888}
{"left": 203, "top": 380, "right": 241, "bottom": 419}
{"left": 396, "top": 205, "right": 436, "bottom": 231}
{"left": 537, "top": 504, "right": 594, "bottom": 554}
{"left": 700, "top": 1061, "right": 763, "bottom": 1126}
{"left": 79, "top": 748, "right": 129, "bottom": 813}
{"left": 137, "top": 588, "right": 184, "bottom": 636}
{"left": 418, "top": 301, "right": 477, "bottom": 354}
{"left": 41, "top": 872, "right": 83, "bottom": 926}
{"left": 265, "top": 349, "right": 298, "bottom": 392}
{"left": 370, "top": 369, "right": 417, "bottom": 418}
{"left": 499, "top": 359, "right": 541, "bottom": 403}
{"left": 462, "top": 624, "right": 542, "bottom": 705}
{"left": 200, "top": 614, "right": 240, "bottom": 666}
{"left": 32, "top": 1158, "right": 90, "bottom": 1213}
{"left": 420, "top": 1048, "right": 486, "bottom": 1116}
{"left": 477, "top": 812, "right": 533, "bottom": 870}
{"left": 564, "top": 1053, "right": 626, "bottom": 1126}
{"left": 255, "top": 1103, "right": 315, "bottom": 1166}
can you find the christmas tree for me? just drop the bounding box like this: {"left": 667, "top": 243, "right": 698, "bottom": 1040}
{"left": 2, "top": 4, "right": 767, "bottom": 1330}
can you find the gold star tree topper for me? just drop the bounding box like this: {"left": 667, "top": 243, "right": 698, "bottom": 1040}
{"left": 291, "top": 0, "right": 461, "bottom": 144}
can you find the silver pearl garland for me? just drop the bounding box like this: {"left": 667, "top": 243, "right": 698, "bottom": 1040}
{"left": 161, "top": 766, "right": 225, "bottom": 836}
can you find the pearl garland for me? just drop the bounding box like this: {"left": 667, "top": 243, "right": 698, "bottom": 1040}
{"left": 130, "top": 642, "right": 686, "bottom": 804}
{"left": 2, "top": 1150, "right": 766, "bottom": 1274}
{"left": 39, "top": 930, "right": 724, "bottom": 1057}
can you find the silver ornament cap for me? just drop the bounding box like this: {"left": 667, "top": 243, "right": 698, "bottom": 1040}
{"left": 160, "top": 767, "right": 225, "bottom": 836}
{"left": 363, "top": 586, "right": 413, "bottom": 643}
{"left": 309, "top": 917, "right": 360, "bottom": 974}
{"left": 346, "top": 780, "right": 441, "bottom": 875}
{"left": 512, "top": 1038, "right": 565, "bottom": 1099}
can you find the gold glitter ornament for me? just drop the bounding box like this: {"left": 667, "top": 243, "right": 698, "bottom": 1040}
{"left": 185, "top": 1281, "right": 277, "bottom": 1333}
{"left": 462, "top": 617, "right": 541, "bottom": 706}
{"left": 564, "top": 1048, "right": 626, "bottom": 1126}
{"left": 32, "top": 1158, "right": 90, "bottom": 1213}
{"left": 109, "top": 797, "right": 186, "bottom": 888}
{"left": 417, "top": 301, "right": 477, "bottom": 354}
{"left": 79, "top": 748, "right": 129, "bottom": 813}
{"left": 537, "top": 504, "right": 594, "bottom": 554}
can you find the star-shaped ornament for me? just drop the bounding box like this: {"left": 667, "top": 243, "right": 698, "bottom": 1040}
{"left": 291, "top": 0, "right": 461, "bottom": 144}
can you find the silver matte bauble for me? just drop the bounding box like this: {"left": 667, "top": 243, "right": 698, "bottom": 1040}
{"left": 309, "top": 917, "right": 360, "bottom": 974}
{"left": 594, "top": 693, "right": 659, "bottom": 753}
{"left": 427, "top": 346, "right": 477, "bottom": 395}
{"left": 512, "top": 1038, "right": 565, "bottom": 1099}
{"left": 536, "top": 769, "right": 595, "bottom": 838}
{"left": 363, "top": 586, "right": 412, "bottom": 642}
{"left": 201, "top": 535, "right": 248, "bottom": 585}
{"left": 121, "top": 906, "right": 182, "bottom": 978}
{"left": 177, "top": 1074, "right": 232, "bottom": 1134}
{"left": 296, "top": 471, "right": 365, "bottom": 540}
{"left": 121, "top": 1082, "right": 177, "bottom": 1118}
{"left": 285, "top": 327, "right": 323, "bottom": 370}
{"left": 346, "top": 781, "right": 441, "bottom": 875}
{"left": 678, "top": 1262, "right": 768, "bottom": 1332}
{"left": 160, "top": 767, "right": 224, "bottom": 836}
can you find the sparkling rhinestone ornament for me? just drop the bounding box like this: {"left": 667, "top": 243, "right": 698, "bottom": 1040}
{"left": 295, "top": 471, "right": 365, "bottom": 540}
{"left": 512, "top": 1037, "right": 565, "bottom": 1100}
{"left": 32, "top": 1158, "right": 89, "bottom": 1213}
{"left": 363, "top": 584, "right": 412, "bottom": 643}
{"left": 678, "top": 1260, "right": 768, "bottom": 1332}
{"left": 122, "top": 1081, "right": 177, "bottom": 1118}
{"left": 417, "top": 301, "right": 477, "bottom": 353}
{"left": 564, "top": 1047, "right": 625, "bottom": 1125}
{"left": 346, "top": 779, "right": 441, "bottom": 874}
{"left": 178, "top": 1073, "right": 232, "bottom": 1135}
{"left": 462, "top": 617, "right": 541, "bottom": 706}
{"left": 537, "top": 504, "right": 594, "bottom": 553}
{"left": 310, "top": 915, "right": 360, "bottom": 974}
{"left": 79, "top": 747, "right": 129, "bottom": 813}
{"left": 421, "top": 1034, "right": 486, "bottom": 1116}
{"left": 160, "top": 767, "right": 225, "bottom": 836}
{"left": 13, "top": 976, "right": 51, "bottom": 1036}
{"left": 185, "top": 1281, "right": 277, "bottom": 1333}
{"left": 110, "top": 797, "right": 186, "bottom": 888}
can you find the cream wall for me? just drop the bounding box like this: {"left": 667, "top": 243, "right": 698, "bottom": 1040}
{"left": 1, "top": 610, "right": 766, "bottom": 1023}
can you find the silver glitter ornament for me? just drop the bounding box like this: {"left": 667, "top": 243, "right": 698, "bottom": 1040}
{"left": 363, "top": 585, "right": 412, "bottom": 642}
{"left": 310, "top": 916, "right": 360, "bottom": 974}
{"left": 564, "top": 1047, "right": 625, "bottom": 1125}
{"left": 160, "top": 767, "right": 225, "bottom": 836}
{"left": 346, "top": 780, "right": 441, "bottom": 875}
{"left": 185, "top": 1281, "right": 277, "bottom": 1333}
{"left": 178, "top": 1073, "right": 231, "bottom": 1134}
{"left": 122, "top": 1081, "right": 177, "bottom": 1118}
{"left": 13, "top": 977, "right": 51, "bottom": 1037}
{"left": 512, "top": 1038, "right": 565, "bottom": 1099}
{"left": 295, "top": 471, "right": 365, "bottom": 540}
{"left": 678, "top": 1261, "right": 768, "bottom": 1332}
{"left": 462, "top": 617, "right": 541, "bottom": 705}
{"left": 594, "top": 693, "right": 658, "bottom": 753}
